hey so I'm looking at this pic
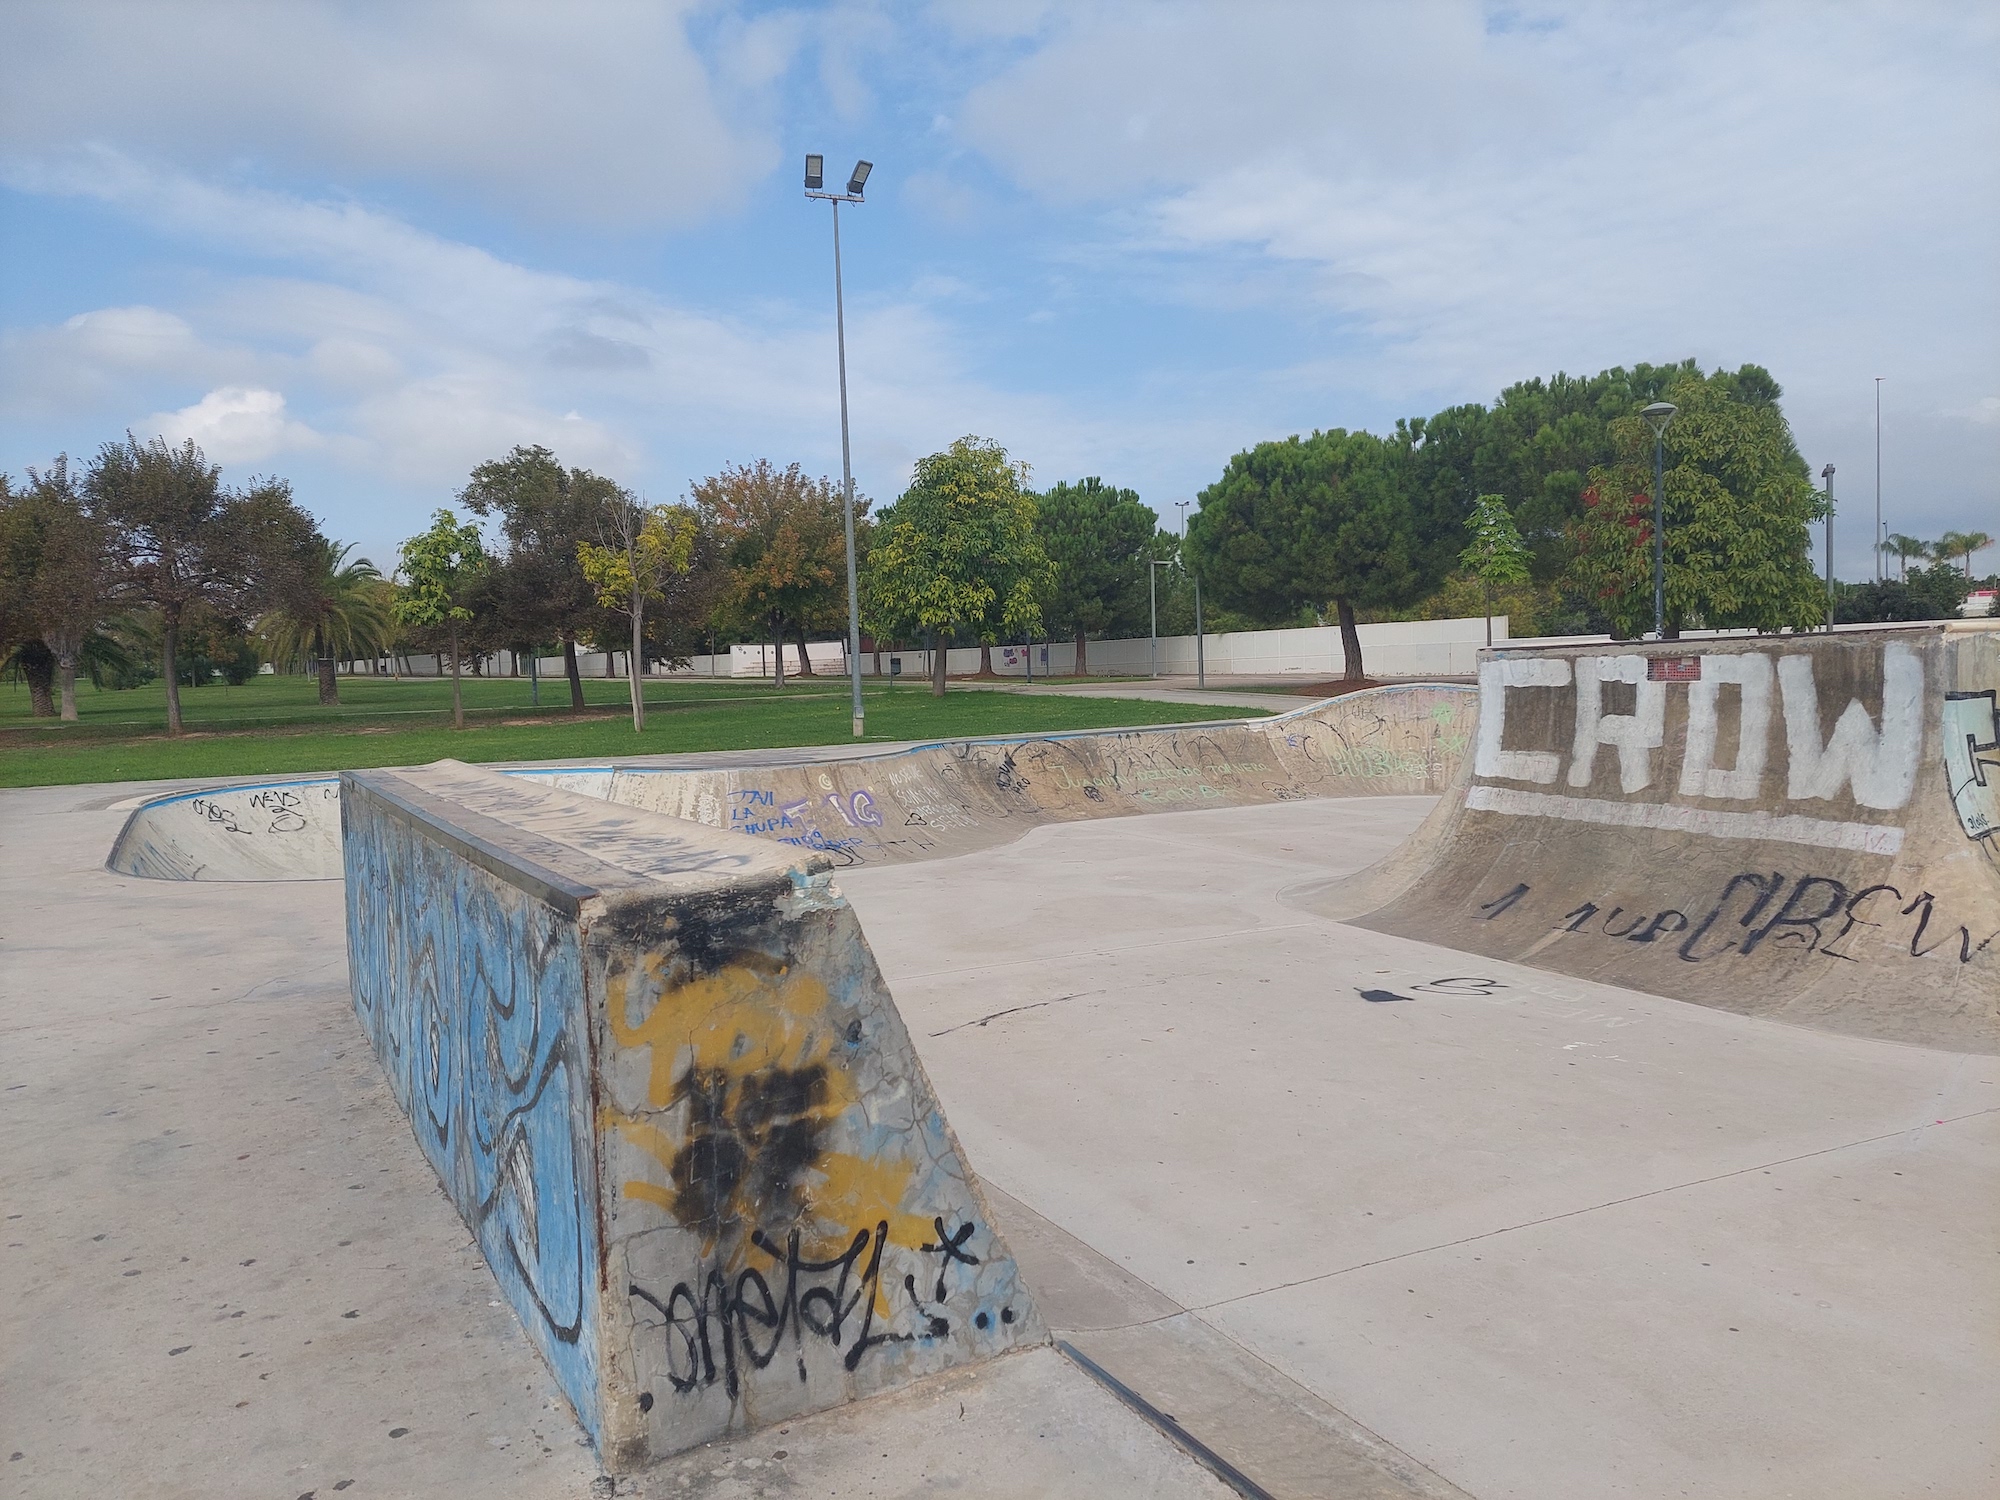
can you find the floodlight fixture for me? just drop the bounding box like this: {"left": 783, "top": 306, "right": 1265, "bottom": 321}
{"left": 847, "top": 160, "right": 872, "bottom": 197}
{"left": 1641, "top": 400, "right": 1677, "bottom": 437}
{"left": 804, "top": 154, "right": 824, "bottom": 191}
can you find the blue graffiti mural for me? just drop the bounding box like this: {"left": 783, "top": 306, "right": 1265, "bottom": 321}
{"left": 342, "top": 779, "right": 601, "bottom": 1440}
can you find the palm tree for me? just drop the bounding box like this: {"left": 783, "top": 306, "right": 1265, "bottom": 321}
{"left": 1934, "top": 530, "right": 1995, "bottom": 581}
{"left": 257, "top": 537, "right": 391, "bottom": 705}
{"left": 1880, "top": 532, "right": 1930, "bottom": 582}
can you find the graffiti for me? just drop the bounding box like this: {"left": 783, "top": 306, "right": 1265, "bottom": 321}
{"left": 1474, "top": 643, "right": 1925, "bottom": 819}
{"left": 1476, "top": 874, "right": 1996, "bottom": 968}
{"left": 342, "top": 778, "right": 600, "bottom": 1443}
{"left": 1943, "top": 690, "right": 2000, "bottom": 840}
{"left": 246, "top": 786, "right": 310, "bottom": 833}
{"left": 628, "top": 1212, "right": 1005, "bottom": 1403}
{"left": 187, "top": 797, "right": 249, "bottom": 835}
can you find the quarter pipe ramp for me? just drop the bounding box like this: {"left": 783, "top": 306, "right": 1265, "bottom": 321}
{"left": 1298, "top": 625, "right": 2000, "bottom": 1051}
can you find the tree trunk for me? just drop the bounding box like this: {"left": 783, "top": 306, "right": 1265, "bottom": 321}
{"left": 57, "top": 655, "right": 78, "bottom": 720}
{"left": 19, "top": 641, "right": 57, "bottom": 717}
{"left": 162, "top": 613, "right": 184, "bottom": 734}
{"left": 449, "top": 620, "right": 464, "bottom": 729}
{"left": 871, "top": 646, "right": 882, "bottom": 677}
{"left": 771, "top": 617, "right": 785, "bottom": 688}
{"left": 1483, "top": 580, "right": 1493, "bottom": 650}
{"left": 1075, "top": 629, "right": 1088, "bottom": 678}
{"left": 978, "top": 642, "right": 993, "bottom": 676}
{"left": 315, "top": 626, "right": 339, "bottom": 706}
{"left": 628, "top": 605, "right": 645, "bottom": 733}
{"left": 931, "top": 632, "right": 946, "bottom": 697}
{"left": 1335, "top": 597, "right": 1365, "bottom": 682}
{"left": 604, "top": 648, "right": 616, "bottom": 678}
{"left": 562, "top": 635, "right": 585, "bottom": 712}
{"left": 793, "top": 622, "right": 815, "bottom": 677}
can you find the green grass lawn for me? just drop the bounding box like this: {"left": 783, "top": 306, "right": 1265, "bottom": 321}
{"left": 0, "top": 672, "right": 1274, "bottom": 788}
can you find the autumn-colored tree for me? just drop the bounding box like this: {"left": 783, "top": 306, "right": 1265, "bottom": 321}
{"left": 577, "top": 496, "right": 697, "bottom": 732}
{"left": 695, "top": 460, "right": 861, "bottom": 686}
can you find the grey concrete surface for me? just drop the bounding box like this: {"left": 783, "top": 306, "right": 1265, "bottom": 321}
{"left": 624, "top": 1346, "right": 1234, "bottom": 1499}
{"left": 837, "top": 797, "right": 2000, "bottom": 1500}
{"left": 7, "top": 779, "right": 1995, "bottom": 1498}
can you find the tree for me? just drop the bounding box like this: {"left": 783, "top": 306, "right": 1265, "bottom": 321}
{"left": 865, "top": 437, "right": 1050, "bottom": 696}
{"left": 395, "top": 509, "right": 488, "bottom": 729}
{"left": 1, "top": 460, "right": 121, "bottom": 719}
{"left": 1880, "top": 532, "right": 1930, "bottom": 582}
{"left": 577, "top": 497, "right": 697, "bottom": 732}
{"left": 1459, "top": 494, "right": 1531, "bottom": 648}
{"left": 1185, "top": 429, "right": 1422, "bottom": 681}
{"left": 1565, "top": 367, "right": 1825, "bottom": 637}
{"left": 460, "top": 445, "right": 619, "bottom": 712}
{"left": 85, "top": 434, "right": 304, "bottom": 734}
{"left": 1935, "top": 530, "right": 1995, "bottom": 580}
{"left": 1034, "top": 477, "right": 1154, "bottom": 676}
{"left": 257, "top": 537, "right": 391, "bottom": 705}
{"left": 695, "top": 460, "right": 861, "bottom": 687}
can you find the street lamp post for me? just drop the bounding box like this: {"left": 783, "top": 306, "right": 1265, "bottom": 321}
{"left": 805, "top": 154, "right": 873, "bottom": 738}
{"left": 1822, "top": 463, "right": 1836, "bottom": 633}
{"left": 1640, "top": 402, "right": 1677, "bottom": 638}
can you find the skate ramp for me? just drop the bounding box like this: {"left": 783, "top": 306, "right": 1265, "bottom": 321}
{"left": 109, "top": 685, "right": 1476, "bottom": 881}
{"left": 341, "top": 760, "right": 1042, "bottom": 1470}
{"left": 1297, "top": 625, "right": 2000, "bottom": 1052}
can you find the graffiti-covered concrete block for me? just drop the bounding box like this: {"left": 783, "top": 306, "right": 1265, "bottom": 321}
{"left": 1321, "top": 624, "right": 2000, "bottom": 1051}
{"left": 340, "top": 760, "right": 1042, "bottom": 1470}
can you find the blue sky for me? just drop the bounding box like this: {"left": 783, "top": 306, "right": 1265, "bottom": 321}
{"left": 2, "top": 1, "right": 1995, "bottom": 581}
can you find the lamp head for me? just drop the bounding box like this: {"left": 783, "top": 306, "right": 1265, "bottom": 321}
{"left": 1640, "top": 400, "right": 1677, "bottom": 438}
{"left": 1821, "top": 463, "right": 1835, "bottom": 480}
{"left": 846, "top": 160, "right": 872, "bottom": 197}
{"left": 804, "top": 154, "right": 824, "bottom": 191}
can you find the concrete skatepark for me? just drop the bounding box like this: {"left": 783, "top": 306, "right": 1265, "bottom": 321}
{"left": 3, "top": 625, "right": 1996, "bottom": 1497}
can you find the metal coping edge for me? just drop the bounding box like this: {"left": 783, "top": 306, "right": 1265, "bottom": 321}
{"left": 1055, "top": 1339, "right": 1277, "bottom": 1500}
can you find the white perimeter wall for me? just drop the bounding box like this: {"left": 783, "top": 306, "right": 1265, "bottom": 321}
{"left": 354, "top": 615, "right": 1504, "bottom": 680}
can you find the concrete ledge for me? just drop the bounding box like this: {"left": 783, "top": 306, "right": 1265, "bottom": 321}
{"left": 340, "top": 761, "right": 1043, "bottom": 1470}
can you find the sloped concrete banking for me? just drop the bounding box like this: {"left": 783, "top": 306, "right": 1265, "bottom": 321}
{"left": 107, "top": 685, "right": 1477, "bottom": 881}
{"left": 1301, "top": 624, "right": 2000, "bottom": 1052}
{"left": 342, "top": 761, "right": 1042, "bottom": 1470}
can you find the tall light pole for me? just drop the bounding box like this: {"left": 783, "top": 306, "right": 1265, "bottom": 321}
{"left": 1874, "top": 377, "right": 1883, "bottom": 583}
{"left": 1821, "top": 463, "right": 1836, "bottom": 632}
{"left": 1640, "top": 402, "right": 1677, "bottom": 638}
{"left": 805, "top": 153, "right": 872, "bottom": 738}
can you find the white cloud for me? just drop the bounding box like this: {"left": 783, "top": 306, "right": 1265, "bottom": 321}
{"left": 145, "top": 387, "right": 323, "bottom": 467}
{"left": 0, "top": 0, "right": 783, "bottom": 226}
{"left": 953, "top": 1, "right": 2000, "bottom": 572}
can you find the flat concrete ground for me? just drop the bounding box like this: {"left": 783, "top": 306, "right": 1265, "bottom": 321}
{"left": 838, "top": 798, "right": 1999, "bottom": 1500}
{"left": 2, "top": 783, "right": 1994, "bottom": 1499}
